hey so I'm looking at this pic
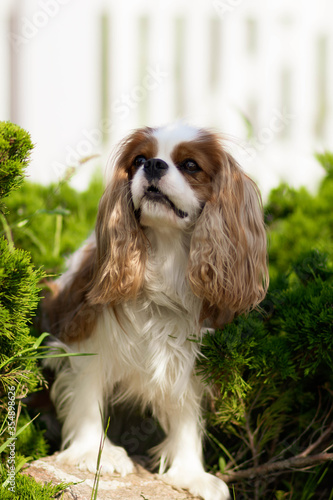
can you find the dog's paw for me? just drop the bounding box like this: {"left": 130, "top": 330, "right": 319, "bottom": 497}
{"left": 160, "top": 469, "right": 230, "bottom": 500}
{"left": 56, "top": 441, "right": 134, "bottom": 476}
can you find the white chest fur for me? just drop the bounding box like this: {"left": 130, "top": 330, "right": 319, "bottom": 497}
{"left": 70, "top": 227, "right": 203, "bottom": 406}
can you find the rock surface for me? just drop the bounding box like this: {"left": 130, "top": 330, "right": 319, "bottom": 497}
{"left": 23, "top": 453, "right": 200, "bottom": 499}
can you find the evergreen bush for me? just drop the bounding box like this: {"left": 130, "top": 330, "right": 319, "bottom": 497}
{"left": 4, "top": 176, "right": 103, "bottom": 272}
{"left": 0, "top": 122, "right": 33, "bottom": 204}
{"left": 0, "top": 122, "right": 43, "bottom": 413}
{"left": 199, "top": 152, "right": 333, "bottom": 499}
{"left": 265, "top": 152, "right": 333, "bottom": 279}
{"left": 0, "top": 122, "right": 60, "bottom": 498}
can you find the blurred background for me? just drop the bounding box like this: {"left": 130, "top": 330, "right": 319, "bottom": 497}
{"left": 1, "top": 0, "right": 332, "bottom": 198}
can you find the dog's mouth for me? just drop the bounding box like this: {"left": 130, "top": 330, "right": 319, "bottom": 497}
{"left": 144, "top": 186, "right": 188, "bottom": 219}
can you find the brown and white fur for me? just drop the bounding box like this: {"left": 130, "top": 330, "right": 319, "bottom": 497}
{"left": 44, "top": 123, "right": 268, "bottom": 500}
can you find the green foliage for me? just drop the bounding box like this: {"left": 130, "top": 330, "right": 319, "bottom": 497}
{"left": 199, "top": 152, "right": 333, "bottom": 498}
{"left": 0, "top": 237, "right": 43, "bottom": 352}
{"left": 200, "top": 227, "right": 333, "bottom": 495}
{"left": 4, "top": 176, "right": 103, "bottom": 272}
{"left": 0, "top": 121, "right": 33, "bottom": 208}
{"left": 0, "top": 123, "right": 44, "bottom": 399}
{"left": 315, "top": 150, "right": 333, "bottom": 178}
{"left": 200, "top": 249, "right": 333, "bottom": 416}
{"left": 0, "top": 122, "right": 48, "bottom": 496}
{"left": 0, "top": 236, "right": 45, "bottom": 429}
{"left": 265, "top": 153, "right": 333, "bottom": 279}
{"left": 0, "top": 467, "right": 71, "bottom": 499}
{"left": 0, "top": 122, "right": 102, "bottom": 498}
{"left": 15, "top": 413, "right": 49, "bottom": 461}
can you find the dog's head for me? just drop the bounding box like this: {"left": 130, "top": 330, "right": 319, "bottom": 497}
{"left": 89, "top": 123, "right": 269, "bottom": 324}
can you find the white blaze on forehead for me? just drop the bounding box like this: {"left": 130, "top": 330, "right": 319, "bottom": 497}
{"left": 152, "top": 123, "right": 200, "bottom": 160}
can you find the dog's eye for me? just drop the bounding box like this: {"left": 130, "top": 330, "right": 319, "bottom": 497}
{"left": 179, "top": 159, "right": 201, "bottom": 173}
{"left": 133, "top": 155, "right": 147, "bottom": 168}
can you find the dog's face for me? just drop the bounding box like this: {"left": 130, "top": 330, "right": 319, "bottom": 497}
{"left": 129, "top": 124, "right": 216, "bottom": 229}
{"left": 89, "top": 122, "right": 269, "bottom": 322}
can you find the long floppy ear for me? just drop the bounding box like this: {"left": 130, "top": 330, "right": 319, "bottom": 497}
{"left": 188, "top": 148, "right": 269, "bottom": 325}
{"left": 88, "top": 148, "right": 147, "bottom": 306}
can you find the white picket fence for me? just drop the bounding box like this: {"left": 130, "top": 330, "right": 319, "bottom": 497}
{"left": 1, "top": 0, "right": 332, "bottom": 196}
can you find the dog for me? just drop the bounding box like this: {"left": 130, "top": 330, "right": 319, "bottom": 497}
{"left": 44, "top": 123, "right": 268, "bottom": 500}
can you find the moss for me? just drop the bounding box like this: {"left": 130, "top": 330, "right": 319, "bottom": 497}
{"left": 0, "top": 469, "right": 72, "bottom": 500}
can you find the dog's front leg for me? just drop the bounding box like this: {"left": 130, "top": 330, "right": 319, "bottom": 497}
{"left": 156, "top": 385, "right": 230, "bottom": 500}
{"left": 51, "top": 359, "right": 134, "bottom": 476}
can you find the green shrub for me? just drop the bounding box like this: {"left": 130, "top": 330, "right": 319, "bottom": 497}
{"left": 14, "top": 413, "right": 49, "bottom": 461}
{"left": 4, "top": 176, "right": 103, "bottom": 273}
{"left": 0, "top": 122, "right": 43, "bottom": 409}
{"left": 200, "top": 251, "right": 333, "bottom": 498}
{"left": 199, "top": 148, "right": 333, "bottom": 499}
{"left": 0, "top": 122, "right": 51, "bottom": 498}
{"left": 0, "top": 122, "right": 33, "bottom": 205}
{"left": 0, "top": 237, "right": 43, "bottom": 389}
{"left": 265, "top": 152, "right": 333, "bottom": 279}
{"left": 0, "top": 121, "right": 102, "bottom": 498}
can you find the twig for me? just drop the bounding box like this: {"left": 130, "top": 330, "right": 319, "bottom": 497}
{"left": 298, "top": 421, "right": 333, "bottom": 458}
{"left": 219, "top": 453, "right": 333, "bottom": 483}
{"left": 244, "top": 408, "right": 260, "bottom": 499}
{"left": 272, "top": 393, "right": 323, "bottom": 463}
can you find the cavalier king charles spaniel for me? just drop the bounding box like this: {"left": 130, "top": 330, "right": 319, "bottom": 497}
{"left": 44, "top": 123, "right": 268, "bottom": 500}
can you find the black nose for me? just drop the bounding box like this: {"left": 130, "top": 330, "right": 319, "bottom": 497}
{"left": 143, "top": 158, "right": 168, "bottom": 182}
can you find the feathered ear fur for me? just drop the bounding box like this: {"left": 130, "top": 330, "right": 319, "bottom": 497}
{"left": 88, "top": 136, "right": 148, "bottom": 306}
{"left": 42, "top": 133, "right": 148, "bottom": 343}
{"left": 188, "top": 146, "right": 269, "bottom": 325}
